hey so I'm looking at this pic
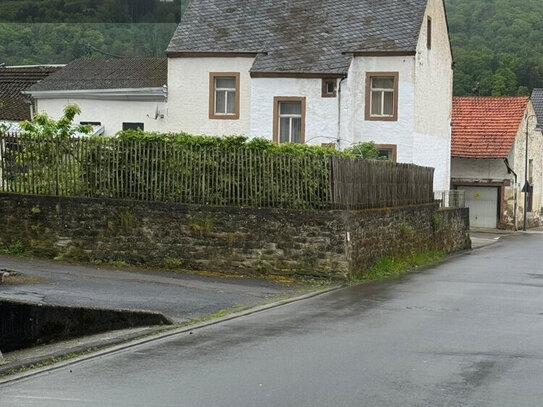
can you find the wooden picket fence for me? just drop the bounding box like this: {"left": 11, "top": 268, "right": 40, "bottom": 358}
{"left": 0, "top": 133, "right": 435, "bottom": 210}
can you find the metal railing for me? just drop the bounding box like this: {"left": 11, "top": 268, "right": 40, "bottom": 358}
{"left": 434, "top": 190, "right": 466, "bottom": 209}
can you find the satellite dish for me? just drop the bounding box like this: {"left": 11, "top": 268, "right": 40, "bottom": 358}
{"left": 154, "top": 105, "right": 160, "bottom": 120}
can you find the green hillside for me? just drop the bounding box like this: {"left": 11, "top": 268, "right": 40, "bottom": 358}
{"left": 447, "top": 0, "right": 543, "bottom": 95}
{"left": 1, "top": 0, "right": 542, "bottom": 96}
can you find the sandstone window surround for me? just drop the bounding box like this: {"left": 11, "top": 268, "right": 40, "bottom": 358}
{"left": 365, "top": 72, "right": 399, "bottom": 121}
{"left": 322, "top": 79, "right": 337, "bottom": 98}
{"left": 209, "top": 72, "right": 240, "bottom": 120}
{"left": 376, "top": 144, "right": 398, "bottom": 162}
{"left": 273, "top": 97, "right": 306, "bottom": 144}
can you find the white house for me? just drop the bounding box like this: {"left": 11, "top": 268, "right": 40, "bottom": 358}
{"left": 451, "top": 96, "right": 543, "bottom": 229}
{"left": 164, "top": 0, "right": 453, "bottom": 191}
{"left": 26, "top": 58, "right": 168, "bottom": 136}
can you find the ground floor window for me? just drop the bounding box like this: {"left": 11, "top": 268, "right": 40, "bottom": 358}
{"left": 375, "top": 144, "right": 397, "bottom": 162}
{"left": 273, "top": 97, "right": 306, "bottom": 144}
{"left": 122, "top": 122, "right": 144, "bottom": 131}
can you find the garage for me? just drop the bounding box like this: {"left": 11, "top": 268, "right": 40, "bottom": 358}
{"left": 459, "top": 186, "right": 499, "bottom": 228}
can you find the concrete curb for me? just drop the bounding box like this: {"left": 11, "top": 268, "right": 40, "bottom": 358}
{"left": 0, "top": 284, "right": 344, "bottom": 385}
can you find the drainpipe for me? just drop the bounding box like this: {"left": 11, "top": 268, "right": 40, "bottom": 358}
{"left": 337, "top": 76, "right": 347, "bottom": 150}
{"left": 504, "top": 158, "right": 517, "bottom": 231}
{"left": 24, "top": 96, "right": 34, "bottom": 121}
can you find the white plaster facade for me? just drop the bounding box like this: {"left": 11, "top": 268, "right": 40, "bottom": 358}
{"left": 28, "top": 0, "right": 452, "bottom": 191}
{"left": 35, "top": 96, "right": 167, "bottom": 137}
{"left": 167, "top": 57, "right": 253, "bottom": 135}
{"left": 163, "top": 0, "right": 452, "bottom": 191}
{"left": 451, "top": 102, "right": 543, "bottom": 229}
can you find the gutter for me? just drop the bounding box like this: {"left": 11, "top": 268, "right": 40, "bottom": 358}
{"left": 23, "top": 87, "right": 167, "bottom": 102}
{"left": 337, "top": 75, "right": 347, "bottom": 150}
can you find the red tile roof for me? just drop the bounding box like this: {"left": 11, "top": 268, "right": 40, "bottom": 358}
{"left": 452, "top": 96, "right": 529, "bottom": 159}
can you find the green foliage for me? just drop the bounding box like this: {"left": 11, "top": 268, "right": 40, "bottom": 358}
{"left": 447, "top": 0, "right": 543, "bottom": 95}
{"left": 0, "top": 1, "right": 186, "bottom": 23}
{"left": 1, "top": 0, "right": 543, "bottom": 97}
{"left": 162, "top": 257, "right": 181, "bottom": 269}
{"left": 20, "top": 104, "right": 91, "bottom": 140}
{"left": 0, "top": 23, "right": 178, "bottom": 64}
{"left": 353, "top": 250, "right": 444, "bottom": 281}
{"left": 2, "top": 126, "right": 346, "bottom": 209}
{"left": 116, "top": 130, "right": 346, "bottom": 156}
{"left": 7, "top": 105, "right": 90, "bottom": 195}
{"left": 344, "top": 141, "right": 387, "bottom": 160}
{"left": 2, "top": 240, "right": 27, "bottom": 255}
{"left": 432, "top": 212, "right": 445, "bottom": 233}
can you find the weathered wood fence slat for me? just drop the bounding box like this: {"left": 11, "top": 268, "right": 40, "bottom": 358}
{"left": 0, "top": 133, "right": 434, "bottom": 210}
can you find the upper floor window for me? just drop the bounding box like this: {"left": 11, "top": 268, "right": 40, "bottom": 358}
{"left": 322, "top": 79, "right": 337, "bottom": 98}
{"left": 427, "top": 16, "right": 432, "bottom": 49}
{"left": 209, "top": 72, "right": 240, "bottom": 120}
{"left": 273, "top": 97, "right": 306, "bottom": 144}
{"left": 365, "top": 72, "right": 399, "bottom": 121}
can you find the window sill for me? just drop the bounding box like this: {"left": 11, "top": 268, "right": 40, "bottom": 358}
{"left": 365, "top": 115, "right": 398, "bottom": 122}
{"left": 209, "top": 114, "right": 240, "bottom": 120}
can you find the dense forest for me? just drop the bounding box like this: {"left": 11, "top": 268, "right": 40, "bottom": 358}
{"left": 0, "top": 0, "right": 184, "bottom": 23}
{"left": 1, "top": 0, "right": 542, "bottom": 96}
{"left": 447, "top": 0, "right": 543, "bottom": 96}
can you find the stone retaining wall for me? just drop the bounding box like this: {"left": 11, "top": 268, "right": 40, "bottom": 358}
{"left": 0, "top": 194, "right": 470, "bottom": 279}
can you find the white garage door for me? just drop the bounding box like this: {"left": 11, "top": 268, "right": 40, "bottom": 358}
{"left": 460, "top": 186, "right": 499, "bottom": 228}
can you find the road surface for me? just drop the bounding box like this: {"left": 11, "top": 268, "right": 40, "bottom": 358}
{"left": 2, "top": 233, "right": 543, "bottom": 406}
{"left": 0, "top": 255, "right": 302, "bottom": 322}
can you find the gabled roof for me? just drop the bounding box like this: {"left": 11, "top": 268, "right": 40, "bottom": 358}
{"left": 167, "top": 0, "right": 429, "bottom": 75}
{"left": 0, "top": 65, "right": 61, "bottom": 121}
{"left": 28, "top": 58, "right": 167, "bottom": 92}
{"left": 531, "top": 88, "right": 543, "bottom": 126}
{"left": 452, "top": 97, "right": 529, "bottom": 159}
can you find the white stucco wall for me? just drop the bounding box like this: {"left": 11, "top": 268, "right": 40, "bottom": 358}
{"left": 166, "top": 57, "right": 254, "bottom": 135}
{"left": 336, "top": 0, "right": 452, "bottom": 191}
{"left": 341, "top": 55, "right": 416, "bottom": 159}
{"left": 412, "top": 0, "right": 453, "bottom": 192}
{"left": 250, "top": 77, "right": 339, "bottom": 145}
{"left": 35, "top": 98, "right": 167, "bottom": 136}
{"left": 511, "top": 102, "right": 543, "bottom": 223}
{"left": 451, "top": 157, "right": 511, "bottom": 181}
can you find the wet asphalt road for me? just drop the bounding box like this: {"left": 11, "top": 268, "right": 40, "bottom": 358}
{"left": 0, "top": 255, "right": 302, "bottom": 322}
{"left": 2, "top": 233, "right": 543, "bottom": 406}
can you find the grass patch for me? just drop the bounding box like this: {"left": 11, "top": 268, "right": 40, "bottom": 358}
{"left": 353, "top": 250, "right": 445, "bottom": 282}
{"left": 2, "top": 240, "right": 28, "bottom": 256}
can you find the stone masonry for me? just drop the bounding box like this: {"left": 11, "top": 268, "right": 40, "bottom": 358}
{"left": 0, "top": 194, "right": 470, "bottom": 280}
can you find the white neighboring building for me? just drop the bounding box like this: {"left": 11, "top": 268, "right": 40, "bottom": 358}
{"left": 164, "top": 0, "right": 453, "bottom": 191}
{"left": 26, "top": 58, "right": 168, "bottom": 136}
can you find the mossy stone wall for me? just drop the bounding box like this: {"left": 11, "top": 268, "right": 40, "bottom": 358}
{"left": 0, "top": 194, "right": 470, "bottom": 279}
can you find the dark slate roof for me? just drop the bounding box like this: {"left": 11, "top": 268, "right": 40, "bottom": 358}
{"left": 28, "top": 58, "right": 167, "bottom": 92}
{"left": 0, "top": 65, "right": 61, "bottom": 121}
{"left": 531, "top": 88, "right": 543, "bottom": 126}
{"left": 167, "top": 0, "right": 429, "bottom": 74}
